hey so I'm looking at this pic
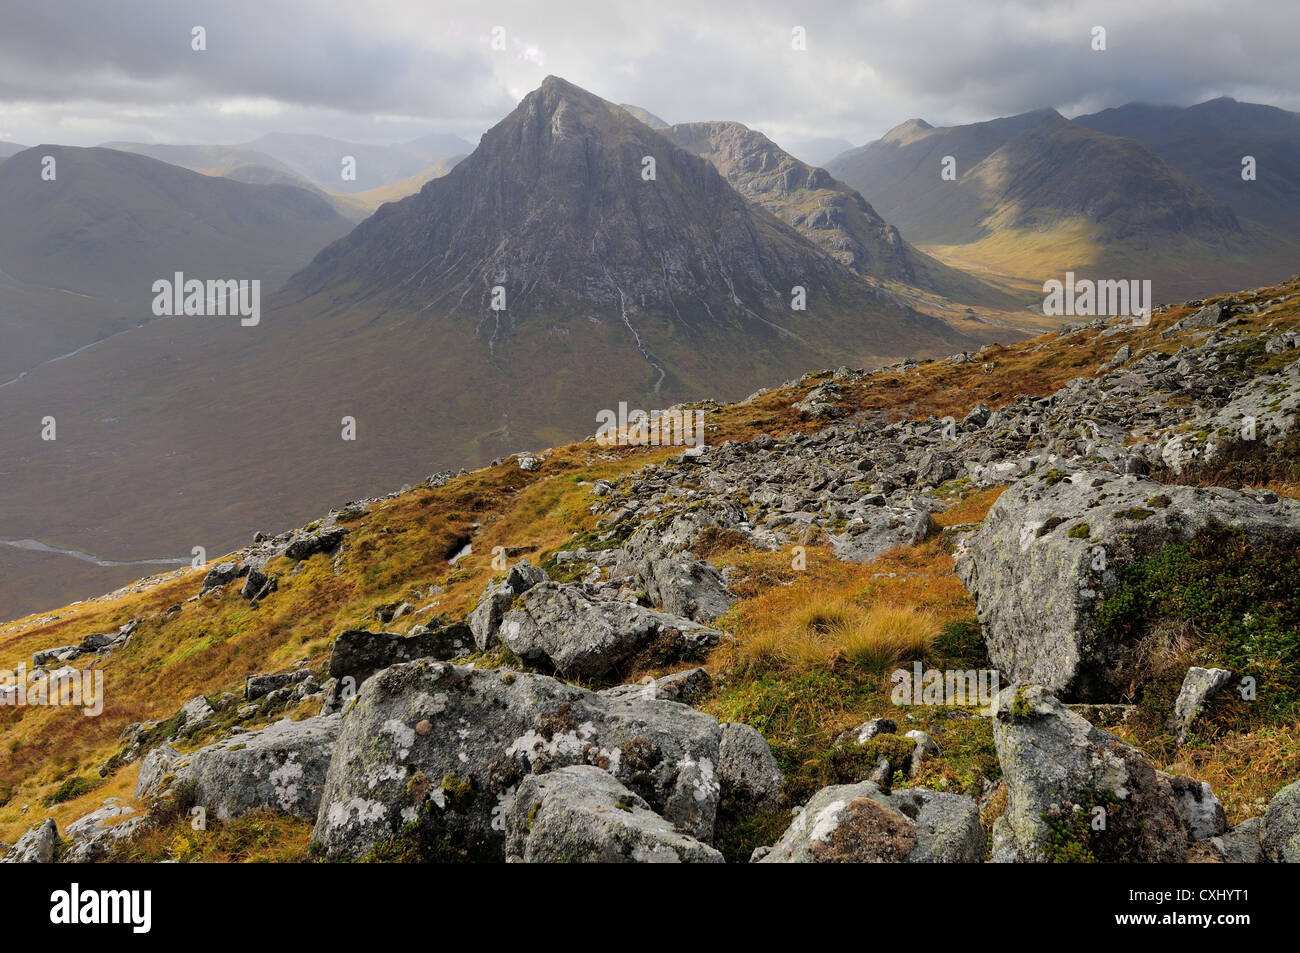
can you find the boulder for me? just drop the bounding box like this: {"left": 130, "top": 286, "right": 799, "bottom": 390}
{"left": 283, "top": 528, "right": 347, "bottom": 561}
{"left": 1170, "top": 667, "right": 1234, "bottom": 742}
{"left": 499, "top": 583, "right": 723, "bottom": 678}
{"left": 1262, "top": 778, "right": 1300, "bottom": 862}
{"left": 717, "top": 722, "right": 784, "bottom": 819}
{"left": 0, "top": 818, "right": 58, "bottom": 863}
{"left": 311, "top": 662, "right": 726, "bottom": 861}
{"left": 467, "top": 559, "right": 548, "bottom": 651}
{"left": 64, "top": 802, "right": 144, "bottom": 862}
{"left": 828, "top": 506, "right": 931, "bottom": 564}
{"left": 1164, "top": 773, "right": 1227, "bottom": 840}
{"left": 200, "top": 561, "right": 245, "bottom": 593}
{"left": 618, "top": 525, "right": 734, "bottom": 622}
{"left": 957, "top": 467, "right": 1300, "bottom": 699}
{"left": 136, "top": 714, "right": 341, "bottom": 822}
{"left": 327, "top": 622, "right": 475, "bottom": 685}
{"left": 758, "top": 781, "right": 983, "bottom": 863}
{"left": 599, "top": 667, "right": 713, "bottom": 707}
{"left": 504, "top": 766, "right": 723, "bottom": 863}
{"left": 991, "top": 685, "right": 1189, "bottom": 862}
{"left": 1192, "top": 817, "right": 1265, "bottom": 863}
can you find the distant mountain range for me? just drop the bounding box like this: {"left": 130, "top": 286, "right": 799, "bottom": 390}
{"left": 0, "top": 145, "right": 351, "bottom": 380}
{"left": 826, "top": 99, "right": 1300, "bottom": 299}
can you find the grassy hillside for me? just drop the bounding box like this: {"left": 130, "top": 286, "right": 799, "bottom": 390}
{"left": 4, "top": 276, "right": 1296, "bottom": 858}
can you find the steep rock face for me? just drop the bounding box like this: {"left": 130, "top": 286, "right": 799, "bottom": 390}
{"left": 957, "top": 466, "right": 1300, "bottom": 699}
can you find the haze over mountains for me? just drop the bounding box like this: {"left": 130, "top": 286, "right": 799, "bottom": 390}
{"left": 4, "top": 79, "right": 1300, "bottom": 619}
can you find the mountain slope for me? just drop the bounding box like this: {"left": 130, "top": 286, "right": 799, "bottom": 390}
{"left": 1076, "top": 97, "right": 1300, "bottom": 239}
{"left": 0, "top": 145, "right": 352, "bottom": 379}
{"left": 244, "top": 131, "right": 473, "bottom": 194}
{"left": 661, "top": 119, "right": 1016, "bottom": 307}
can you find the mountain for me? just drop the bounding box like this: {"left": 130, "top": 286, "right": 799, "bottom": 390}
{"left": 827, "top": 109, "right": 1290, "bottom": 297}
{"left": 1076, "top": 97, "right": 1300, "bottom": 239}
{"left": 0, "top": 145, "right": 352, "bottom": 379}
{"left": 827, "top": 109, "right": 1064, "bottom": 241}
{"left": 243, "top": 131, "right": 474, "bottom": 194}
{"left": 660, "top": 119, "right": 1015, "bottom": 306}
{"left": 0, "top": 141, "right": 28, "bottom": 159}
{"left": 98, "top": 141, "right": 299, "bottom": 179}
{"left": 0, "top": 77, "right": 977, "bottom": 617}
{"left": 784, "top": 136, "right": 854, "bottom": 167}
{"left": 618, "top": 104, "right": 670, "bottom": 129}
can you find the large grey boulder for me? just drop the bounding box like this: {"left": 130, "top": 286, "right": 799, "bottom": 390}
{"left": 717, "top": 722, "right": 784, "bottom": 819}
{"left": 1262, "top": 778, "right": 1300, "bottom": 862}
{"left": 135, "top": 714, "right": 340, "bottom": 822}
{"left": 504, "top": 766, "right": 724, "bottom": 863}
{"left": 1164, "top": 773, "right": 1227, "bottom": 840}
{"left": 499, "top": 583, "right": 723, "bottom": 678}
{"left": 991, "top": 685, "right": 1189, "bottom": 862}
{"left": 0, "top": 818, "right": 58, "bottom": 863}
{"left": 828, "top": 505, "right": 931, "bottom": 563}
{"left": 957, "top": 467, "right": 1300, "bottom": 698}
{"left": 758, "top": 781, "right": 983, "bottom": 863}
{"left": 1193, "top": 817, "right": 1265, "bottom": 863}
{"left": 327, "top": 622, "right": 474, "bottom": 684}
{"left": 312, "top": 662, "right": 727, "bottom": 861}
{"left": 467, "top": 559, "right": 548, "bottom": 651}
{"left": 599, "top": 667, "right": 713, "bottom": 707}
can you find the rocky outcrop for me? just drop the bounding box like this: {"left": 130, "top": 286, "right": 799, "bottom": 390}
{"left": 63, "top": 801, "right": 144, "bottom": 862}
{"left": 958, "top": 467, "right": 1300, "bottom": 698}
{"left": 136, "top": 714, "right": 341, "bottom": 822}
{"left": 1170, "top": 667, "right": 1234, "bottom": 742}
{"left": 327, "top": 622, "right": 474, "bottom": 685}
{"left": 312, "top": 662, "right": 739, "bottom": 861}
{"left": 498, "top": 582, "right": 724, "bottom": 678}
{"left": 991, "top": 685, "right": 1190, "bottom": 862}
{"left": 599, "top": 667, "right": 713, "bottom": 707}
{"left": 1263, "top": 779, "right": 1300, "bottom": 862}
{"left": 0, "top": 818, "right": 58, "bottom": 863}
{"left": 504, "top": 766, "right": 724, "bottom": 863}
{"left": 717, "top": 722, "right": 784, "bottom": 819}
{"left": 758, "top": 781, "right": 983, "bottom": 863}
{"left": 467, "top": 560, "right": 548, "bottom": 651}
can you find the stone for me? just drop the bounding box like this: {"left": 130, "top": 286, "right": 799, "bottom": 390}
{"left": 598, "top": 667, "right": 713, "bottom": 706}
{"left": 0, "top": 818, "right": 58, "bottom": 863}
{"left": 957, "top": 467, "right": 1300, "bottom": 699}
{"left": 1170, "top": 667, "right": 1234, "bottom": 742}
{"left": 758, "top": 781, "right": 983, "bottom": 863}
{"left": 311, "top": 662, "right": 726, "bottom": 861}
{"left": 326, "top": 622, "right": 475, "bottom": 685}
{"left": 136, "top": 714, "right": 341, "bottom": 822}
{"left": 1262, "top": 778, "right": 1300, "bottom": 863}
{"left": 717, "top": 722, "right": 784, "bottom": 820}
{"left": 991, "top": 685, "right": 1189, "bottom": 862}
{"left": 467, "top": 559, "right": 549, "bottom": 651}
{"left": 504, "top": 766, "right": 723, "bottom": 863}
{"left": 499, "top": 583, "right": 723, "bottom": 678}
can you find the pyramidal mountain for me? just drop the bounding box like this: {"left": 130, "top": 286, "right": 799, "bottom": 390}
{"left": 283, "top": 76, "right": 971, "bottom": 397}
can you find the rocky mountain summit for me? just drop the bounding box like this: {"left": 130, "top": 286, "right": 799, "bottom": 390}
{"left": 3, "top": 278, "right": 1299, "bottom": 863}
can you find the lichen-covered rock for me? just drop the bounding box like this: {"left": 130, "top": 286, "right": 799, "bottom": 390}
{"left": 504, "top": 766, "right": 723, "bottom": 863}
{"left": 135, "top": 714, "right": 340, "bottom": 822}
{"left": 63, "top": 801, "right": 144, "bottom": 862}
{"left": 991, "top": 685, "right": 1189, "bottom": 862}
{"left": 1262, "top": 778, "right": 1300, "bottom": 862}
{"left": 618, "top": 524, "right": 734, "bottom": 622}
{"left": 957, "top": 467, "right": 1300, "bottom": 698}
{"left": 1167, "top": 357, "right": 1300, "bottom": 474}
{"left": 1170, "top": 667, "right": 1234, "bottom": 742}
{"left": 717, "top": 722, "right": 784, "bottom": 819}
{"left": 828, "top": 505, "right": 932, "bottom": 563}
{"left": 1192, "top": 817, "right": 1266, "bottom": 863}
{"left": 1163, "top": 773, "right": 1227, "bottom": 841}
{"left": 599, "top": 667, "right": 712, "bottom": 706}
{"left": 498, "top": 583, "right": 723, "bottom": 678}
{"left": 0, "top": 818, "right": 58, "bottom": 863}
{"left": 758, "top": 781, "right": 982, "bottom": 863}
{"left": 311, "top": 662, "right": 726, "bottom": 861}
{"left": 467, "top": 559, "right": 548, "bottom": 651}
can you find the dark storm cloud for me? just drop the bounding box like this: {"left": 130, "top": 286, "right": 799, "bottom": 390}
{"left": 0, "top": 0, "right": 1297, "bottom": 148}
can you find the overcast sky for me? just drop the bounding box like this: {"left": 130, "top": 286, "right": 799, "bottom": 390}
{"left": 2, "top": 0, "right": 1298, "bottom": 151}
